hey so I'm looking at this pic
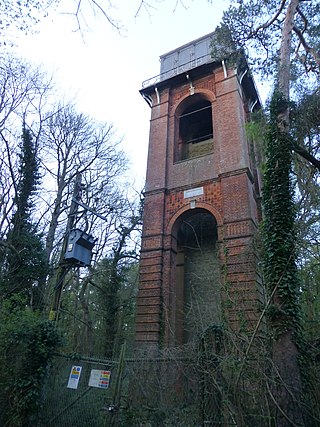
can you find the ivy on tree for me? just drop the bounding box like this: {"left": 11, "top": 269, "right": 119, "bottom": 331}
{"left": 1, "top": 125, "right": 48, "bottom": 308}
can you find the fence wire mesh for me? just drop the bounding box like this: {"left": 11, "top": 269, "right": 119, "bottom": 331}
{"left": 38, "top": 348, "right": 274, "bottom": 427}
{"left": 38, "top": 352, "right": 227, "bottom": 427}
{"left": 39, "top": 354, "right": 117, "bottom": 427}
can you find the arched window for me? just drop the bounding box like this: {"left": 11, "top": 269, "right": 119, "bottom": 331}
{"left": 175, "top": 97, "right": 214, "bottom": 161}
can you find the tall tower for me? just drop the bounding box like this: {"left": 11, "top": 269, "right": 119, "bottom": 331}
{"left": 136, "top": 32, "right": 262, "bottom": 353}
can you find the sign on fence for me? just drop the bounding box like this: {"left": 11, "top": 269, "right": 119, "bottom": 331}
{"left": 67, "top": 366, "right": 82, "bottom": 389}
{"left": 88, "top": 369, "right": 111, "bottom": 389}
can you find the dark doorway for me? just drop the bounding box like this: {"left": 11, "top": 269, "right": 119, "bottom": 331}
{"left": 174, "top": 209, "right": 220, "bottom": 345}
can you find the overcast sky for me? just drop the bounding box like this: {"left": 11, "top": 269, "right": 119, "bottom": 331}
{"left": 13, "top": 0, "right": 242, "bottom": 187}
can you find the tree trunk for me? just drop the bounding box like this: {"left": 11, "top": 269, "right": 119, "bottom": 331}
{"left": 278, "top": 0, "right": 299, "bottom": 101}
{"left": 45, "top": 167, "right": 69, "bottom": 263}
{"left": 271, "top": 331, "right": 304, "bottom": 427}
{"left": 269, "top": 2, "right": 305, "bottom": 425}
{"left": 78, "top": 278, "right": 94, "bottom": 355}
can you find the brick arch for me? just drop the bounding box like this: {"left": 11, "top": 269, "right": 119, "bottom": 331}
{"left": 168, "top": 205, "right": 222, "bottom": 346}
{"left": 171, "top": 89, "right": 216, "bottom": 118}
{"left": 167, "top": 203, "right": 223, "bottom": 240}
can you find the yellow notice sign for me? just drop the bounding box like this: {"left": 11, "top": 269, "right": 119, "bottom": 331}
{"left": 67, "top": 366, "right": 82, "bottom": 389}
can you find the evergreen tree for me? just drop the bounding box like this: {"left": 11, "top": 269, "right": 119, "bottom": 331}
{"left": 0, "top": 124, "right": 48, "bottom": 308}
{"left": 0, "top": 125, "right": 60, "bottom": 426}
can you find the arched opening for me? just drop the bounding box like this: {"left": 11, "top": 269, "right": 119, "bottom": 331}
{"left": 173, "top": 209, "right": 221, "bottom": 346}
{"left": 175, "top": 97, "right": 214, "bottom": 161}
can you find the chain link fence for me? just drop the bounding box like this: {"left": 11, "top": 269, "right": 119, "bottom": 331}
{"left": 38, "top": 351, "right": 226, "bottom": 426}
{"left": 38, "top": 345, "right": 274, "bottom": 427}
{"left": 38, "top": 354, "right": 118, "bottom": 426}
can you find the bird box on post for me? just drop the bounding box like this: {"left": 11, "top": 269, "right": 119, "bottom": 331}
{"left": 64, "top": 229, "right": 95, "bottom": 266}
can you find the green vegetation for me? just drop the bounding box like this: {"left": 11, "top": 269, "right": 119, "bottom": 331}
{"left": 0, "top": 125, "right": 61, "bottom": 426}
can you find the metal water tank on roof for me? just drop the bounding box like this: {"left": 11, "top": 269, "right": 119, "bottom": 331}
{"left": 160, "top": 31, "right": 216, "bottom": 81}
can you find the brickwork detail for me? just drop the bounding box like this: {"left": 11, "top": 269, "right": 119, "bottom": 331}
{"left": 142, "top": 236, "right": 162, "bottom": 250}
{"left": 165, "top": 181, "right": 222, "bottom": 228}
{"left": 169, "top": 74, "right": 216, "bottom": 107}
{"left": 225, "top": 220, "right": 253, "bottom": 238}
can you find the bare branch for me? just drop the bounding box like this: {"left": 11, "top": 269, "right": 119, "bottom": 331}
{"left": 293, "top": 25, "right": 320, "bottom": 70}
{"left": 135, "top": 0, "right": 157, "bottom": 19}
{"left": 292, "top": 141, "right": 320, "bottom": 171}
{"left": 248, "top": 0, "right": 287, "bottom": 38}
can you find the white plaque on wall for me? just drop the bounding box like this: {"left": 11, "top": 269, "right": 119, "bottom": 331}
{"left": 184, "top": 187, "right": 204, "bottom": 199}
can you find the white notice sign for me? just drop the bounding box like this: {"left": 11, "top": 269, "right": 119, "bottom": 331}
{"left": 184, "top": 187, "right": 204, "bottom": 199}
{"left": 67, "top": 366, "right": 82, "bottom": 389}
{"left": 88, "top": 369, "right": 111, "bottom": 389}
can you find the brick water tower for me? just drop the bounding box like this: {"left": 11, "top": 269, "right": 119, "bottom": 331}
{"left": 136, "top": 31, "right": 263, "bottom": 353}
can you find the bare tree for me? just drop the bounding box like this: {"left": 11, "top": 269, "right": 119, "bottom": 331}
{"left": 0, "top": 54, "right": 53, "bottom": 237}
{"left": 0, "top": 0, "right": 184, "bottom": 43}
{"left": 37, "top": 102, "right": 127, "bottom": 264}
{"left": 54, "top": 191, "right": 142, "bottom": 357}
